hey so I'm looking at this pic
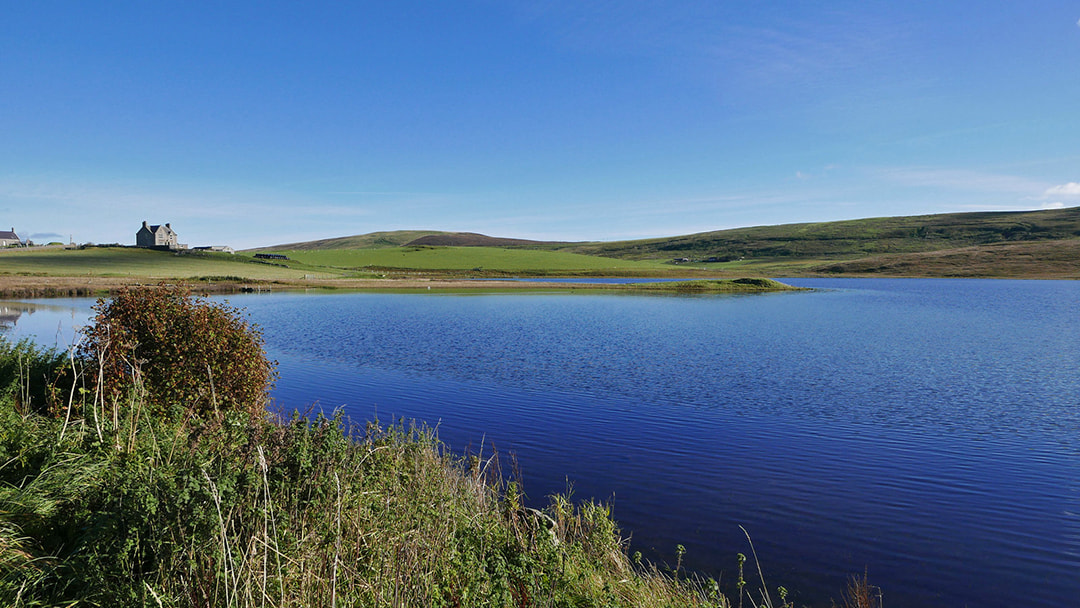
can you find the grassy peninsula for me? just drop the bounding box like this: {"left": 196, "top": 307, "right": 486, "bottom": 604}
{"left": 616, "top": 278, "right": 803, "bottom": 293}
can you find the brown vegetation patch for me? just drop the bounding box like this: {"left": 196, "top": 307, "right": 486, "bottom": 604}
{"left": 812, "top": 238, "right": 1080, "bottom": 278}
{"left": 406, "top": 232, "right": 560, "bottom": 247}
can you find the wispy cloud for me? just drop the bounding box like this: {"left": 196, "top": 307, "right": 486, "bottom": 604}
{"left": 1044, "top": 182, "right": 1080, "bottom": 197}
{"left": 507, "top": 2, "right": 911, "bottom": 95}
{"left": 875, "top": 167, "right": 1049, "bottom": 196}
{"left": 28, "top": 232, "right": 65, "bottom": 241}
{"left": 323, "top": 191, "right": 435, "bottom": 196}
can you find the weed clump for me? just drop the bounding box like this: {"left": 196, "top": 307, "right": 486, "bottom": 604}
{"left": 79, "top": 283, "right": 276, "bottom": 420}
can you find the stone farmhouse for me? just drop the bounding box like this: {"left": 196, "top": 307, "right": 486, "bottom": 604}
{"left": 0, "top": 227, "right": 21, "bottom": 247}
{"left": 136, "top": 221, "right": 185, "bottom": 250}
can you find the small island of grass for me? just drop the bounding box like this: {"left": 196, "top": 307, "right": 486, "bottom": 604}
{"left": 615, "top": 277, "right": 805, "bottom": 293}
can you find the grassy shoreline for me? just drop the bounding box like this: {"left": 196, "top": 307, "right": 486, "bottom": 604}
{"left": 4, "top": 236, "right": 1079, "bottom": 298}
{"left": 0, "top": 274, "right": 806, "bottom": 299}
{"left": 0, "top": 338, "right": 731, "bottom": 607}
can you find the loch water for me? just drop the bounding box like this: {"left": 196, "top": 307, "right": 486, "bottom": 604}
{"left": 5, "top": 278, "right": 1079, "bottom": 607}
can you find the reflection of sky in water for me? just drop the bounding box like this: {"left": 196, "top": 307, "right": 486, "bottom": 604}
{"left": 0, "top": 299, "right": 95, "bottom": 348}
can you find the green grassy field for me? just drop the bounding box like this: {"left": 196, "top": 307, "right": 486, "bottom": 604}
{"left": 10, "top": 206, "right": 1080, "bottom": 282}
{"left": 0, "top": 247, "right": 339, "bottom": 280}
{"left": 266, "top": 245, "right": 672, "bottom": 274}
{"left": 0, "top": 245, "right": 683, "bottom": 287}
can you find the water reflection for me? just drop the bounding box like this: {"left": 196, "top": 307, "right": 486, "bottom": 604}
{"left": 0, "top": 299, "right": 94, "bottom": 347}
{"left": 0, "top": 303, "right": 31, "bottom": 329}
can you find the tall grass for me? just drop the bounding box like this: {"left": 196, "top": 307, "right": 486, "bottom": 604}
{"left": 0, "top": 340, "right": 727, "bottom": 607}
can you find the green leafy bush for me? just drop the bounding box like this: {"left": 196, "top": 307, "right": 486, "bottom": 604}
{"left": 0, "top": 339, "right": 68, "bottom": 415}
{"left": 79, "top": 284, "right": 276, "bottom": 419}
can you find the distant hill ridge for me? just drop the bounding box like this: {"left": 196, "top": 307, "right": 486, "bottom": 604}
{"left": 255, "top": 207, "right": 1080, "bottom": 262}
{"left": 405, "top": 232, "right": 560, "bottom": 247}
{"left": 577, "top": 207, "right": 1080, "bottom": 260}
{"left": 257, "top": 230, "right": 446, "bottom": 251}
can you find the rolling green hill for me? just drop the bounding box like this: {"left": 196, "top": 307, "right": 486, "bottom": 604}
{"left": 256, "top": 230, "right": 448, "bottom": 251}
{"left": 250, "top": 207, "right": 1080, "bottom": 278}
{"left": 9, "top": 209, "right": 1076, "bottom": 286}
{"left": 258, "top": 207, "right": 1080, "bottom": 262}
{"left": 552, "top": 207, "right": 1080, "bottom": 261}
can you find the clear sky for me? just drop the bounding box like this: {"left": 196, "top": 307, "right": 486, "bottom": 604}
{"left": 2, "top": 2, "right": 1079, "bottom": 249}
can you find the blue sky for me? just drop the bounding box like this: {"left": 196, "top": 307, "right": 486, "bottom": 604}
{"left": 2, "top": 1, "right": 1079, "bottom": 249}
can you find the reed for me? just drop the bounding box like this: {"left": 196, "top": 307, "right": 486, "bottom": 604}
{"left": 0, "top": 363, "right": 719, "bottom": 606}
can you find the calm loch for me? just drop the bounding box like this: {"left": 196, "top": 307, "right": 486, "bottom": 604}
{"left": 8, "top": 278, "right": 1079, "bottom": 607}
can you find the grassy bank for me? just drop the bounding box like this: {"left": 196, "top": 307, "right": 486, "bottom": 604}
{"left": 0, "top": 339, "right": 724, "bottom": 607}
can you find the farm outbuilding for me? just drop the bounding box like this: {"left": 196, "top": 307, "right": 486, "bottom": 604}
{"left": 0, "top": 228, "right": 21, "bottom": 247}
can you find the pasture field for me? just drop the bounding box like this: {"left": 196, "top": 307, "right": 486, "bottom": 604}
{"left": 267, "top": 245, "right": 672, "bottom": 274}
{"left": 0, "top": 245, "right": 693, "bottom": 297}
{"left": 0, "top": 247, "right": 340, "bottom": 280}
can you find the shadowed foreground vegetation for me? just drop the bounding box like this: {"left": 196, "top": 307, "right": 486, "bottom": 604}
{"left": 0, "top": 385, "right": 717, "bottom": 606}
{"left": 0, "top": 286, "right": 878, "bottom": 607}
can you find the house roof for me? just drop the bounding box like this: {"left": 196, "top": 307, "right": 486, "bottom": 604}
{"left": 0, "top": 229, "right": 18, "bottom": 240}
{"left": 139, "top": 222, "right": 175, "bottom": 235}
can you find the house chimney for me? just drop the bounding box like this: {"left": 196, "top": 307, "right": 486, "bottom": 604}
{"left": 142, "top": 221, "right": 148, "bottom": 228}
{"left": 166, "top": 223, "right": 171, "bottom": 229}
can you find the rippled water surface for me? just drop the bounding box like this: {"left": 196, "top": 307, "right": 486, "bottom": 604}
{"left": 5, "top": 279, "right": 1079, "bottom": 607}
